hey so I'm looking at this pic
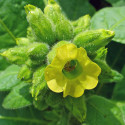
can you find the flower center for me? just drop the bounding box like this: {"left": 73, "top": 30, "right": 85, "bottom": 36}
{"left": 62, "top": 60, "right": 83, "bottom": 79}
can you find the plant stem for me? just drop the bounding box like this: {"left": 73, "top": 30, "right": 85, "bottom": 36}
{"left": 0, "top": 115, "right": 47, "bottom": 124}
{"left": 0, "top": 18, "right": 16, "bottom": 42}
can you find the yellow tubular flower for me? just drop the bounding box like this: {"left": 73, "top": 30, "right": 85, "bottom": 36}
{"left": 45, "top": 43, "right": 101, "bottom": 98}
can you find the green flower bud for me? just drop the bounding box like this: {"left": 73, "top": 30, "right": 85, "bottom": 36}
{"left": 44, "top": 0, "right": 74, "bottom": 41}
{"left": 25, "top": 4, "right": 56, "bottom": 45}
{"left": 72, "top": 15, "right": 91, "bottom": 36}
{"left": 27, "top": 43, "right": 49, "bottom": 63}
{"left": 16, "top": 37, "right": 33, "bottom": 46}
{"left": 27, "top": 27, "right": 36, "bottom": 41}
{"left": 18, "top": 65, "right": 33, "bottom": 82}
{"left": 47, "top": 41, "right": 70, "bottom": 64}
{"left": 44, "top": 0, "right": 61, "bottom": 23}
{"left": 73, "top": 29, "right": 115, "bottom": 52}
{"left": 1, "top": 47, "right": 27, "bottom": 65}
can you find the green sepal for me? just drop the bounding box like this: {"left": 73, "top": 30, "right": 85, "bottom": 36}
{"left": 72, "top": 15, "right": 91, "bottom": 36}
{"left": 44, "top": 0, "right": 74, "bottom": 41}
{"left": 95, "top": 47, "right": 108, "bottom": 60}
{"left": 25, "top": 4, "right": 56, "bottom": 45}
{"left": 33, "top": 92, "right": 48, "bottom": 111}
{"left": 64, "top": 95, "right": 87, "bottom": 123}
{"left": 18, "top": 65, "right": 33, "bottom": 82}
{"left": 45, "top": 91, "right": 63, "bottom": 108}
{"left": 73, "top": 29, "right": 115, "bottom": 53}
{"left": 27, "top": 27, "right": 36, "bottom": 41}
{"left": 31, "top": 65, "right": 48, "bottom": 100}
{"left": 1, "top": 46, "right": 27, "bottom": 65}
{"left": 16, "top": 37, "right": 33, "bottom": 46}
{"left": 95, "top": 59, "right": 123, "bottom": 83}
{"left": 27, "top": 42, "right": 49, "bottom": 63}
{"left": 47, "top": 41, "right": 70, "bottom": 64}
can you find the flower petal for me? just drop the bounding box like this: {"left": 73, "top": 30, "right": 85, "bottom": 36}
{"left": 56, "top": 44, "right": 78, "bottom": 62}
{"left": 45, "top": 65, "right": 66, "bottom": 92}
{"left": 83, "top": 61, "right": 101, "bottom": 77}
{"left": 79, "top": 74, "right": 98, "bottom": 89}
{"left": 63, "top": 80, "right": 85, "bottom": 98}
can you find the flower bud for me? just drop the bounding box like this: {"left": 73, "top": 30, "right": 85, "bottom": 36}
{"left": 72, "top": 15, "right": 91, "bottom": 36}
{"left": 73, "top": 29, "right": 115, "bottom": 52}
{"left": 16, "top": 37, "right": 33, "bottom": 46}
{"left": 25, "top": 4, "right": 56, "bottom": 45}
{"left": 27, "top": 43, "right": 49, "bottom": 63}
{"left": 1, "top": 47, "right": 27, "bottom": 65}
{"left": 44, "top": 0, "right": 74, "bottom": 41}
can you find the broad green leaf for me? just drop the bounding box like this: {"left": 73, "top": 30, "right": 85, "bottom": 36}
{"left": 0, "top": 56, "right": 10, "bottom": 71}
{"left": 0, "top": 92, "right": 49, "bottom": 125}
{"left": 2, "top": 82, "right": 32, "bottom": 109}
{"left": 91, "top": 7, "right": 125, "bottom": 44}
{"left": 112, "top": 65, "right": 125, "bottom": 101}
{"left": 0, "top": 0, "right": 45, "bottom": 49}
{"left": 106, "top": 0, "right": 125, "bottom": 6}
{"left": 64, "top": 95, "right": 86, "bottom": 122}
{"left": 57, "top": 0, "right": 96, "bottom": 20}
{"left": 116, "top": 102, "right": 125, "bottom": 124}
{"left": 86, "top": 95, "right": 124, "bottom": 125}
{"left": 0, "top": 65, "right": 20, "bottom": 91}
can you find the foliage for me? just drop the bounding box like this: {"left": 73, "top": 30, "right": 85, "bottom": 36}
{"left": 0, "top": 0, "right": 125, "bottom": 125}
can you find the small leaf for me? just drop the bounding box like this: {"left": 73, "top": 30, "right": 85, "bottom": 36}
{"left": 0, "top": 65, "right": 20, "bottom": 91}
{"left": 64, "top": 95, "right": 86, "bottom": 122}
{"left": 91, "top": 7, "right": 125, "bottom": 44}
{"left": 86, "top": 95, "right": 124, "bottom": 125}
{"left": 2, "top": 82, "right": 32, "bottom": 109}
{"left": 31, "top": 65, "right": 47, "bottom": 99}
{"left": 18, "top": 65, "right": 33, "bottom": 82}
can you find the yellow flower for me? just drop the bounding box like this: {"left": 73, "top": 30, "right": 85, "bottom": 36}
{"left": 45, "top": 43, "right": 101, "bottom": 98}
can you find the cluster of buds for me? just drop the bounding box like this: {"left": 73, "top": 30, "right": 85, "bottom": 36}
{"left": 1, "top": 0, "right": 115, "bottom": 99}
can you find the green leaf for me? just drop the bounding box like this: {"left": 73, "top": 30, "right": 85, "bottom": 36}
{"left": 57, "top": 0, "right": 96, "bottom": 20}
{"left": 31, "top": 65, "right": 47, "bottom": 99}
{"left": 0, "top": 65, "right": 20, "bottom": 91}
{"left": 86, "top": 95, "right": 124, "bottom": 125}
{"left": 0, "top": 0, "right": 45, "bottom": 49}
{"left": 2, "top": 82, "right": 32, "bottom": 109}
{"left": 106, "top": 0, "right": 125, "bottom": 6}
{"left": 112, "top": 65, "right": 125, "bottom": 101}
{"left": 91, "top": 7, "right": 125, "bottom": 44}
{"left": 64, "top": 95, "right": 86, "bottom": 122}
{"left": 116, "top": 102, "right": 125, "bottom": 124}
{"left": 0, "top": 92, "right": 49, "bottom": 125}
{"left": 0, "top": 56, "right": 10, "bottom": 71}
